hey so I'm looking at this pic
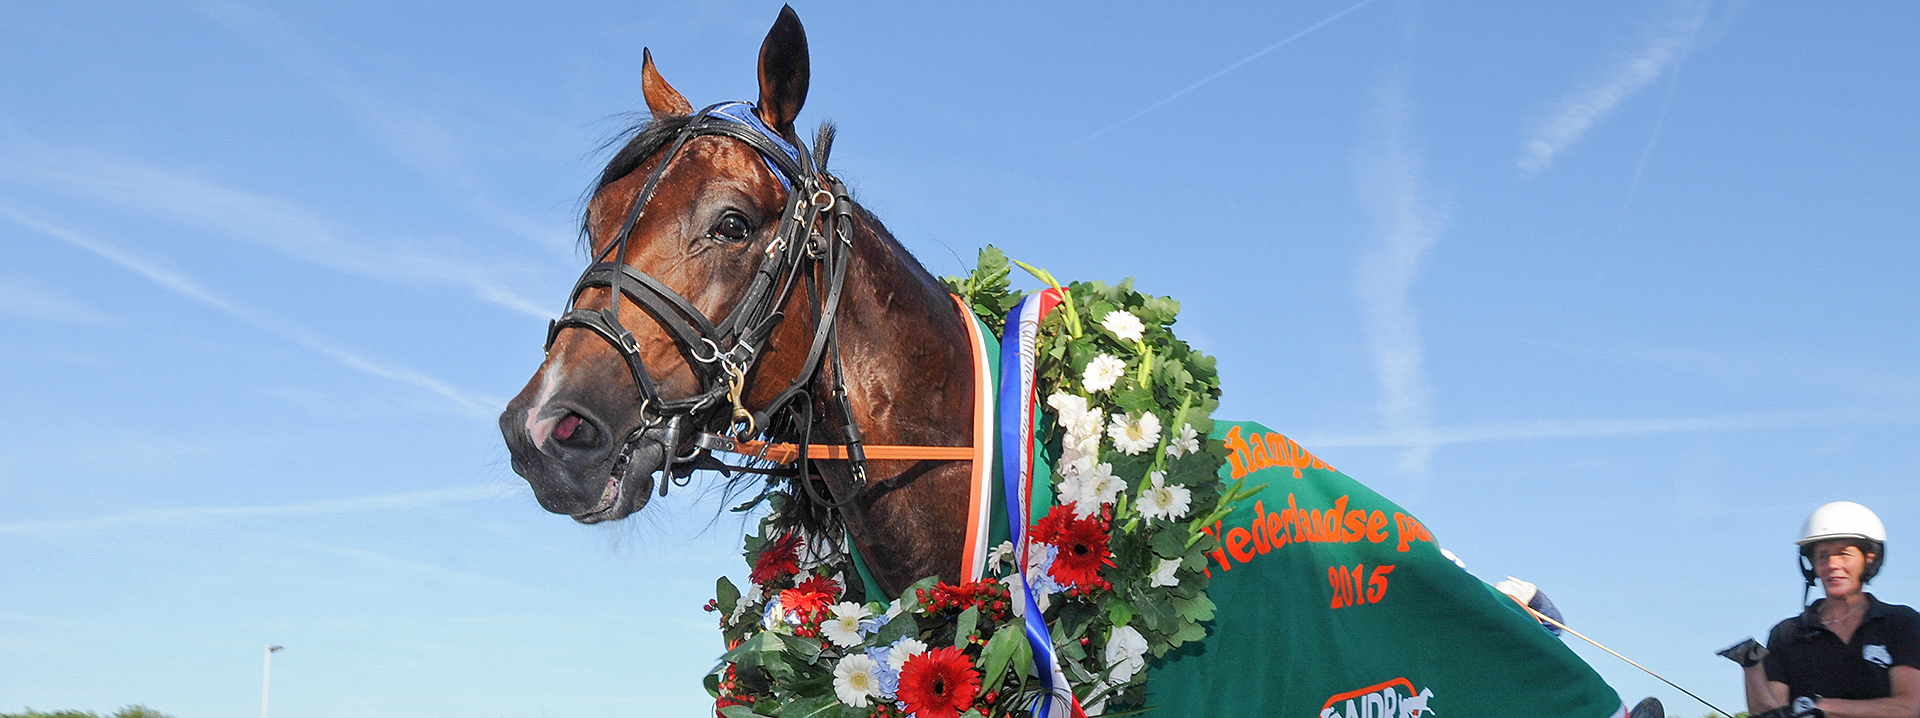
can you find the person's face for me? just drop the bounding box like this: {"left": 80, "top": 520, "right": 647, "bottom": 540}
{"left": 1811, "top": 540, "right": 1874, "bottom": 599}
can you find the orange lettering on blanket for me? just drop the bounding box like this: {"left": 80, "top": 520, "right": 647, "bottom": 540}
{"left": 1222, "top": 425, "right": 1335, "bottom": 479}
{"left": 1329, "top": 563, "right": 1396, "bottom": 609}
{"left": 1393, "top": 512, "right": 1435, "bottom": 552}
{"left": 1204, "top": 494, "right": 1428, "bottom": 590}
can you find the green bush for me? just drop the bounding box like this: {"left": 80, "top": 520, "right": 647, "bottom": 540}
{"left": 2, "top": 706, "right": 174, "bottom": 718}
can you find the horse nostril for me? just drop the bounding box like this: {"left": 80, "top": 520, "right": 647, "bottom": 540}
{"left": 553, "top": 413, "right": 601, "bottom": 448}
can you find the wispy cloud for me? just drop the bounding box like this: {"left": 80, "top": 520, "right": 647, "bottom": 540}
{"left": 1067, "top": 0, "right": 1380, "bottom": 149}
{"left": 0, "top": 275, "right": 103, "bottom": 322}
{"left": 1519, "top": 0, "right": 1710, "bottom": 173}
{"left": 0, "top": 485, "right": 510, "bottom": 536}
{"left": 1296, "top": 408, "right": 1915, "bottom": 449}
{"left": 0, "top": 145, "right": 552, "bottom": 320}
{"left": 1353, "top": 78, "right": 1448, "bottom": 475}
{"left": 0, "top": 202, "right": 505, "bottom": 417}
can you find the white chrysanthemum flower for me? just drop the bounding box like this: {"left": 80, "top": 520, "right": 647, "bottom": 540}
{"left": 986, "top": 540, "right": 1015, "bottom": 570}
{"left": 1048, "top": 392, "right": 1089, "bottom": 426}
{"left": 1136, "top": 470, "right": 1192, "bottom": 521}
{"left": 886, "top": 637, "right": 928, "bottom": 672}
{"left": 1055, "top": 451, "right": 1097, "bottom": 482}
{"left": 1100, "top": 310, "right": 1146, "bottom": 343}
{"left": 1150, "top": 557, "right": 1182, "bottom": 587}
{"left": 1166, "top": 422, "right": 1201, "bottom": 458}
{"left": 821, "top": 602, "right": 873, "bottom": 647}
{"left": 833, "top": 653, "right": 884, "bottom": 707}
{"left": 1066, "top": 407, "right": 1105, "bottom": 444}
{"left": 1055, "top": 471, "right": 1090, "bottom": 510}
{"left": 1107, "top": 411, "right": 1161, "bottom": 455}
{"left": 1082, "top": 354, "right": 1127, "bottom": 393}
{"left": 1106, "top": 625, "right": 1149, "bottom": 683}
{"left": 1068, "top": 463, "right": 1124, "bottom": 518}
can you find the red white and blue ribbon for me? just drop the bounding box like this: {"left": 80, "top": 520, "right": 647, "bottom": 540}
{"left": 998, "top": 288, "right": 1086, "bottom": 718}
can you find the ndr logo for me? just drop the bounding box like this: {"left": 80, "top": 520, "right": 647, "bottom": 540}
{"left": 1319, "top": 678, "right": 1435, "bottom": 718}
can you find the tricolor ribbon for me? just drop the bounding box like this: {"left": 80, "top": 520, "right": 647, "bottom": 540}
{"left": 998, "top": 289, "right": 1087, "bottom": 718}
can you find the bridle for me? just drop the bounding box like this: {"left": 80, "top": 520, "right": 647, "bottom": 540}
{"left": 546, "top": 101, "right": 874, "bottom": 501}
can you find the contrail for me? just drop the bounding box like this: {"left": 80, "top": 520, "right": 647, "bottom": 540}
{"left": 1353, "top": 78, "right": 1447, "bottom": 475}
{"left": 2, "top": 137, "right": 553, "bottom": 321}
{"left": 1295, "top": 408, "right": 1914, "bottom": 449}
{"left": 1519, "top": 0, "right": 1710, "bottom": 173}
{"left": 0, "top": 485, "right": 508, "bottom": 535}
{"left": 1621, "top": 10, "right": 1703, "bottom": 212}
{"left": 1067, "top": 0, "right": 1379, "bottom": 150}
{"left": 0, "top": 202, "right": 505, "bottom": 418}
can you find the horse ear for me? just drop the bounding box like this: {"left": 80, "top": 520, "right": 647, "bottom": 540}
{"left": 642, "top": 48, "right": 692, "bottom": 116}
{"left": 754, "top": 5, "right": 809, "bottom": 136}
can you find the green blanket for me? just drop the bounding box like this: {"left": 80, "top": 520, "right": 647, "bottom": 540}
{"left": 1144, "top": 421, "right": 1623, "bottom": 718}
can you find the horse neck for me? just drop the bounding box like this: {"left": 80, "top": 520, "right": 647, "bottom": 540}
{"left": 824, "top": 207, "right": 976, "bottom": 447}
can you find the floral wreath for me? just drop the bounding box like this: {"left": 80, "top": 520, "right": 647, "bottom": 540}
{"left": 704, "top": 248, "right": 1257, "bottom": 718}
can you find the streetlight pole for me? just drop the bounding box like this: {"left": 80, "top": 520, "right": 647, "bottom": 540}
{"left": 261, "top": 645, "right": 284, "bottom": 718}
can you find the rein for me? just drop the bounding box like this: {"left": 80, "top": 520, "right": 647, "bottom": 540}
{"left": 546, "top": 102, "right": 971, "bottom": 504}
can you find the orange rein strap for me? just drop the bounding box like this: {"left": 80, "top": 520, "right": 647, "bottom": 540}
{"left": 727, "top": 440, "right": 975, "bottom": 464}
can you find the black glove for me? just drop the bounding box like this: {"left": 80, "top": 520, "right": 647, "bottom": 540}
{"left": 1718, "top": 637, "right": 1768, "bottom": 668}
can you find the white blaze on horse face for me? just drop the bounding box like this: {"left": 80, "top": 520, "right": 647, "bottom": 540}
{"left": 523, "top": 360, "right": 568, "bottom": 450}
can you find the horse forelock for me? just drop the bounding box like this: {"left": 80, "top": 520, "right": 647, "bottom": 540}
{"left": 578, "top": 113, "right": 699, "bottom": 255}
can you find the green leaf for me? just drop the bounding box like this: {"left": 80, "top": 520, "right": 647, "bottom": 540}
{"left": 717, "top": 577, "right": 741, "bottom": 617}
{"left": 1171, "top": 594, "right": 1216, "bottom": 622}
{"left": 776, "top": 633, "right": 825, "bottom": 665}
{"left": 1149, "top": 527, "right": 1187, "bottom": 559}
{"left": 1173, "top": 619, "right": 1209, "bottom": 644}
{"left": 1138, "top": 596, "right": 1178, "bottom": 633}
{"left": 719, "top": 706, "right": 766, "bottom": 718}
{"left": 720, "top": 631, "right": 784, "bottom": 665}
{"left": 1105, "top": 597, "right": 1134, "bottom": 627}
{"left": 954, "top": 606, "right": 980, "bottom": 648}
{"left": 1056, "top": 633, "right": 1086, "bottom": 662}
{"left": 876, "top": 611, "right": 919, "bottom": 647}
{"left": 776, "top": 694, "right": 841, "bottom": 718}
{"left": 1056, "top": 601, "right": 1098, "bottom": 641}
{"left": 979, "top": 624, "right": 1023, "bottom": 692}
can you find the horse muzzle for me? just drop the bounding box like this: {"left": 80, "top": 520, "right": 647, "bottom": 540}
{"left": 500, "top": 400, "right": 675, "bottom": 524}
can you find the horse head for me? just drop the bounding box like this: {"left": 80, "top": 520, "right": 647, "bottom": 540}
{"left": 501, "top": 7, "right": 820, "bottom": 523}
{"left": 501, "top": 7, "right": 978, "bottom": 593}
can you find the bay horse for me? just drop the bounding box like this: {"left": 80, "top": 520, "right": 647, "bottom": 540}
{"left": 499, "top": 6, "right": 976, "bottom": 596}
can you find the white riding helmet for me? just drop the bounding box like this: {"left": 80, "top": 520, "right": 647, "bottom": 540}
{"left": 1797, "top": 501, "right": 1887, "bottom": 585}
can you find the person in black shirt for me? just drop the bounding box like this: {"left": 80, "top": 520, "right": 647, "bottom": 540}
{"left": 1720, "top": 502, "right": 1920, "bottom": 718}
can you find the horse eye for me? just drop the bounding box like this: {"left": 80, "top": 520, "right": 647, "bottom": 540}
{"left": 712, "top": 212, "right": 751, "bottom": 242}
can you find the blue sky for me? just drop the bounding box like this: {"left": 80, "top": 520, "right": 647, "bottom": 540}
{"left": 3, "top": 1, "right": 1917, "bottom": 716}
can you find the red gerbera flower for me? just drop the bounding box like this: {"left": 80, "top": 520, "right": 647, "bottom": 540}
{"left": 751, "top": 533, "right": 801, "bottom": 584}
{"left": 1029, "top": 504, "right": 1076, "bottom": 544}
{"left": 896, "top": 646, "right": 981, "bottom": 718}
{"left": 792, "top": 574, "right": 840, "bottom": 600}
{"left": 1036, "top": 508, "right": 1113, "bottom": 588}
{"left": 779, "top": 587, "right": 832, "bottom": 618}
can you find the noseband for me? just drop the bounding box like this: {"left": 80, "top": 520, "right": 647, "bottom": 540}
{"left": 546, "top": 102, "right": 869, "bottom": 497}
